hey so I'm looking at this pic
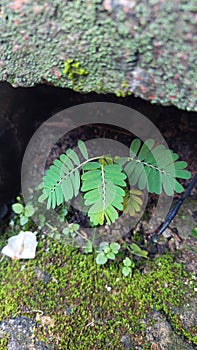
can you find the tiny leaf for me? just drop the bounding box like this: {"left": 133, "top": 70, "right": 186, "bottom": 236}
{"left": 38, "top": 193, "right": 47, "bottom": 203}
{"left": 123, "top": 257, "right": 132, "bottom": 267}
{"left": 84, "top": 241, "right": 93, "bottom": 254}
{"left": 130, "top": 138, "right": 141, "bottom": 158}
{"left": 96, "top": 252, "right": 108, "bottom": 265}
{"left": 12, "top": 203, "right": 24, "bottom": 214}
{"left": 78, "top": 140, "right": 88, "bottom": 160}
{"left": 129, "top": 243, "right": 148, "bottom": 258}
{"left": 107, "top": 252, "right": 115, "bottom": 260}
{"left": 20, "top": 216, "right": 28, "bottom": 226}
{"left": 24, "top": 205, "right": 35, "bottom": 217}
{"left": 110, "top": 242, "right": 120, "bottom": 254}
{"left": 122, "top": 266, "right": 131, "bottom": 277}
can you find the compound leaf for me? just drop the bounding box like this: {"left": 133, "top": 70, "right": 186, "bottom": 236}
{"left": 124, "top": 138, "right": 191, "bottom": 196}
{"left": 123, "top": 189, "right": 143, "bottom": 216}
{"left": 82, "top": 162, "right": 126, "bottom": 225}
{"left": 39, "top": 147, "right": 85, "bottom": 208}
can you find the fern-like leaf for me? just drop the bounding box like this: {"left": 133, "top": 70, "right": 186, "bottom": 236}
{"left": 123, "top": 189, "right": 143, "bottom": 216}
{"left": 81, "top": 162, "right": 126, "bottom": 225}
{"left": 39, "top": 141, "right": 90, "bottom": 208}
{"left": 38, "top": 151, "right": 82, "bottom": 209}
{"left": 123, "top": 138, "right": 191, "bottom": 196}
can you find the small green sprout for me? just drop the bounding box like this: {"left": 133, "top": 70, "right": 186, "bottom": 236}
{"left": 122, "top": 257, "right": 135, "bottom": 277}
{"left": 84, "top": 241, "right": 93, "bottom": 254}
{"left": 96, "top": 242, "right": 120, "bottom": 265}
{"left": 62, "top": 223, "right": 79, "bottom": 237}
{"left": 12, "top": 201, "right": 35, "bottom": 226}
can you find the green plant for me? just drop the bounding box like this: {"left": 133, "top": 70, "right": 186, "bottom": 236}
{"left": 84, "top": 240, "right": 93, "bottom": 254}
{"left": 12, "top": 199, "right": 35, "bottom": 226}
{"left": 37, "top": 137, "right": 191, "bottom": 270}
{"left": 38, "top": 138, "right": 191, "bottom": 226}
{"left": 126, "top": 243, "right": 148, "bottom": 258}
{"left": 58, "top": 207, "right": 68, "bottom": 222}
{"left": 96, "top": 242, "right": 120, "bottom": 265}
{"left": 45, "top": 222, "right": 80, "bottom": 242}
{"left": 122, "top": 257, "right": 135, "bottom": 277}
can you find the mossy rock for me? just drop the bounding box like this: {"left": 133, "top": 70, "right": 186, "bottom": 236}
{"left": 0, "top": 234, "right": 196, "bottom": 349}
{"left": 0, "top": 0, "right": 196, "bottom": 111}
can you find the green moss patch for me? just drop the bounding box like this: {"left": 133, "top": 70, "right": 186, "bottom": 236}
{"left": 0, "top": 236, "right": 196, "bottom": 349}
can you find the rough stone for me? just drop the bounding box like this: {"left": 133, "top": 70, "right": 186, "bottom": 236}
{"left": 120, "top": 333, "right": 135, "bottom": 349}
{"left": 143, "top": 311, "right": 196, "bottom": 350}
{"left": 0, "top": 317, "right": 50, "bottom": 350}
{"left": 0, "top": 0, "right": 196, "bottom": 111}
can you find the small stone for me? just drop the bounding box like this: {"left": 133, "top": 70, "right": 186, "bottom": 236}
{"left": 34, "top": 266, "right": 52, "bottom": 283}
{"left": 120, "top": 334, "right": 135, "bottom": 349}
{"left": 105, "top": 284, "right": 112, "bottom": 291}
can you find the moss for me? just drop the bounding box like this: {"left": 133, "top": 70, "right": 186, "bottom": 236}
{"left": 62, "top": 59, "right": 89, "bottom": 90}
{"left": 116, "top": 80, "right": 132, "bottom": 97}
{"left": 0, "top": 336, "right": 9, "bottom": 349}
{"left": 0, "top": 232, "right": 196, "bottom": 349}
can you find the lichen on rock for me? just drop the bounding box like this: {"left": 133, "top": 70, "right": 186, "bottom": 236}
{"left": 0, "top": 0, "right": 196, "bottom": 110}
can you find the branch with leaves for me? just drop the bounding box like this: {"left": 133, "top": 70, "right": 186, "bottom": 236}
{"left": 38, "top": 138, "right": 191, "bottom": 227}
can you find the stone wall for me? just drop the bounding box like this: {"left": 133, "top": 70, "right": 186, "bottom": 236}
{"left": 0, "top": 0, "right": 196, "bottom": 111}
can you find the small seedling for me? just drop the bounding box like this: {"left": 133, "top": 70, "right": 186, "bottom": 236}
{"left": 58, "top": 207, "right": 68, "bottom": 222}
{"left": 122, "top": 257, "right": 135, "bottom": 276}
{"left": 45, "top": 222, "right": 80, "bottom": 241}
{"left": 62, "top": 223, "right": 79, "bottom": 238}
{"left": 84, "top": 240, "right": 93, "bottom": 254}
{"left": 96, "top": 242, "right": 120, "bottom": 265}
{"left": 12, "top": 200, "right": 35, "bottom": 226}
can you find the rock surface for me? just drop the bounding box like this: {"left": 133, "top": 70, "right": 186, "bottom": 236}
{"left": 143, "top": 310, "right": 196, "bottom": 350}
{"left": 0, "top": 0, "right": 196, "bottom": 111}
{"left": 0, "top": 317, "right": 49, "bottom": 350}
